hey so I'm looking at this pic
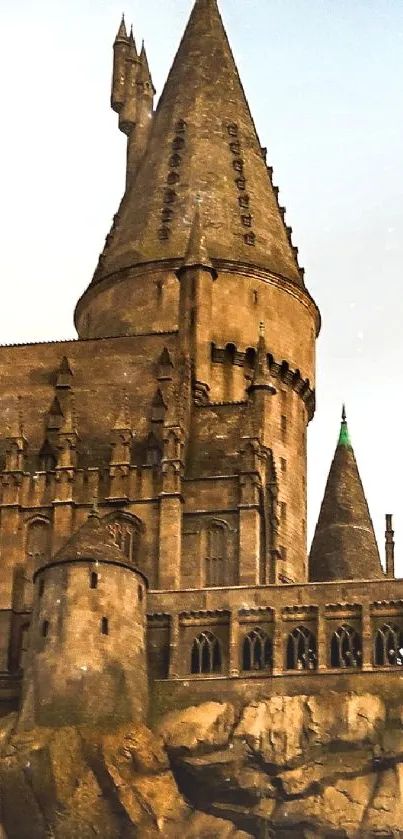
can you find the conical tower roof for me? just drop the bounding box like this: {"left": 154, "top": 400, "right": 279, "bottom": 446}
{"left": 50, "top": 510, "right": 146, "bottom": 583}
{"left": 309, "top": 409, "right": 384, "bottom": 582}
{"left": 92, "top": 0, "right": 302, "bottom": 285}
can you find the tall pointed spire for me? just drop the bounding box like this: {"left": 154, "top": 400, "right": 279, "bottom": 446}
{"left": 309, "top": 411, "right": 384, "bottom": 582}
{"left": 89, "top": 0, "right": 302, "bottom": 286}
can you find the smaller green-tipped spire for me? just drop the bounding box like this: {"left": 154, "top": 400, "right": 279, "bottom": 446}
{"left": 338, "top": 403, "right": 351, "bottom": 447}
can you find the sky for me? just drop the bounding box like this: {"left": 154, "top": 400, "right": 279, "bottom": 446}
{"left": 0, "top": 0, "right": 402, "bottom": 573}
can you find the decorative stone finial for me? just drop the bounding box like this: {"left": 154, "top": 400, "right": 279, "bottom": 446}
{"left": 113, "top": 390, "right": 131, "bottom": 431}
{"left": 338, "top": 404, "right": 351, "bottom": 447}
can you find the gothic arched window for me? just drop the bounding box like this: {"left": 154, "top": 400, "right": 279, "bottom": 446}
{"left": 374, "top": 623, "right": 403, "bottom": 666}
{"left": 330, "top": 624, "right": 362, "bottom": 669}
{"left": 286, "top": 626, "right": 317, "bottom": 671}
{"left": 242, "top": 627, "right": 272, "bottom": 672}
{"left": 190, "top": 631, "right": 222, "bottom": 675}
{"left": 107, "top": 515, "right": 142, "bottom": 565}
{"left": 205, "top": 522, "right": 227, "bottom": 587}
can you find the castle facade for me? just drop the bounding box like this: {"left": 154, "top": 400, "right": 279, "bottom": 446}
{"left": 0, "top": 0, "right": 401, "bottom": 727}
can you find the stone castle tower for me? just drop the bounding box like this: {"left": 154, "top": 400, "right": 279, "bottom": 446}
{"left": 0, "top": 0, "right": 401, "bottom": 727}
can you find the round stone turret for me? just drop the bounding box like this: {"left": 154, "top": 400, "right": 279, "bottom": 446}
{"left": 20, "top": 510, "right": 148, "bottom": 729}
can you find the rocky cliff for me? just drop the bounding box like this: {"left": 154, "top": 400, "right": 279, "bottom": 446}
{"left": 0, "top": 692, "right": 402, "bottom": 838}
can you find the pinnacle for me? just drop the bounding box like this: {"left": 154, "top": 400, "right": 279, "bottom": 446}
{"left": 128, "top": 24, "right": 138, "bottom": 56}
{"left": 249, "top": 326, "right": 276, "bottom": 393}
{"left": 9, "top": 396, "right": 25, "bottom": 440}
{"left": 178, "top": 203, "right": 217, "bottom": 277}
{"left": 309, "top": 410, "right": 384, "bottom": 582}
{"left": 113, "top": 392, "right": 131, "bottom": 430}
{"left": 115, "top": 14, "right": 128, "bottom": 42}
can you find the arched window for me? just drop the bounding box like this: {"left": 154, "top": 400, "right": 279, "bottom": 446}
{"left": 42, "top": 620, "right": 49, "bottom": 638}
{"left": 190, "top": 631, "right": 222, "bottom": 675}
{"left": 374, "top": 623, "right": 403, "bottom": 666}
{"left": 205, "top": 521, "right": 227, "bottom": 587}
{"left": 90, "top": 572, "right": 98, "bottom": 590}
{"left": 101, "top": 617, "right": 109, "bottom": 636}
{"left": 330, "top": 624, "right": 362, "bottom": 668}
{"left": 242, "top": 627, "right": 272, "bottom": 672}
{"left": 107, "top": 515, "right": 142, "bottom": 565}
{"left": 286, "top": 626, "right": 317, "bottom": 671}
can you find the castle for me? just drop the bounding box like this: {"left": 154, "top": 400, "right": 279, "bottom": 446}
{"left": 0, "top": 0, "right": 402, "bottom": 729}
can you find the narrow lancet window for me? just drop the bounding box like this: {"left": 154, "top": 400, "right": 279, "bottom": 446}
{"left": 286, "top": 626, "right": 316, "bottom": 671}
{"left": 374, "top": 623, "right": 403, "bottom": 666}
{"left": 242, "top": 628, "right": 272, "bottom": 672}
{"left": 330, "top": 624, "right": 362, "bottom": 668}
{"left": 190, "top": 631, "right": 222, "bottom": 675}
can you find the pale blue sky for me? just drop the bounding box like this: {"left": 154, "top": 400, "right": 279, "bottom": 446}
{"left": 0, "top": 0, "right": 402, "bottom": 572}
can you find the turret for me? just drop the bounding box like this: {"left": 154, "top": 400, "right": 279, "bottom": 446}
{"left": 111, "top": 15, "right": 130, "bottom": 114}
{"left": 119, "top": 26, "right": 139, "bottom": 136}
{"left": 126, "top": 40, "right": 155, "bottom": 185}
{"left": 19, "top": 509, "right": 148, "bottom": 729}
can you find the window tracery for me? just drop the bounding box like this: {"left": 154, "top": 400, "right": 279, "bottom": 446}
{"left": 330, "top": 624, "right": 362, "bottom": 668}
{"left": 106, "top": 514, "right": 142, "bottom": 565}
{"left": 286, "top": 625, "right": 317, "bottom": 671}
{"left": 190, "top": 631, "right": 222, "bottom": 675}
{"left": 374, "top": 623, "right": 403, "bottom": 666}
{"left": 242, "top": 627, "right": 272, "bottom": 672}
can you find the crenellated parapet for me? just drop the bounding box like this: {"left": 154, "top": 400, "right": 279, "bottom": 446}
{"left": 211, "top": 342, "right": 315, "bottom": 419}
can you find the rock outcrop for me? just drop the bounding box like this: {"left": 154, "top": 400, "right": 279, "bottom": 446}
{"left": 0, "top": 692, "right": 402, "bottom": 837}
